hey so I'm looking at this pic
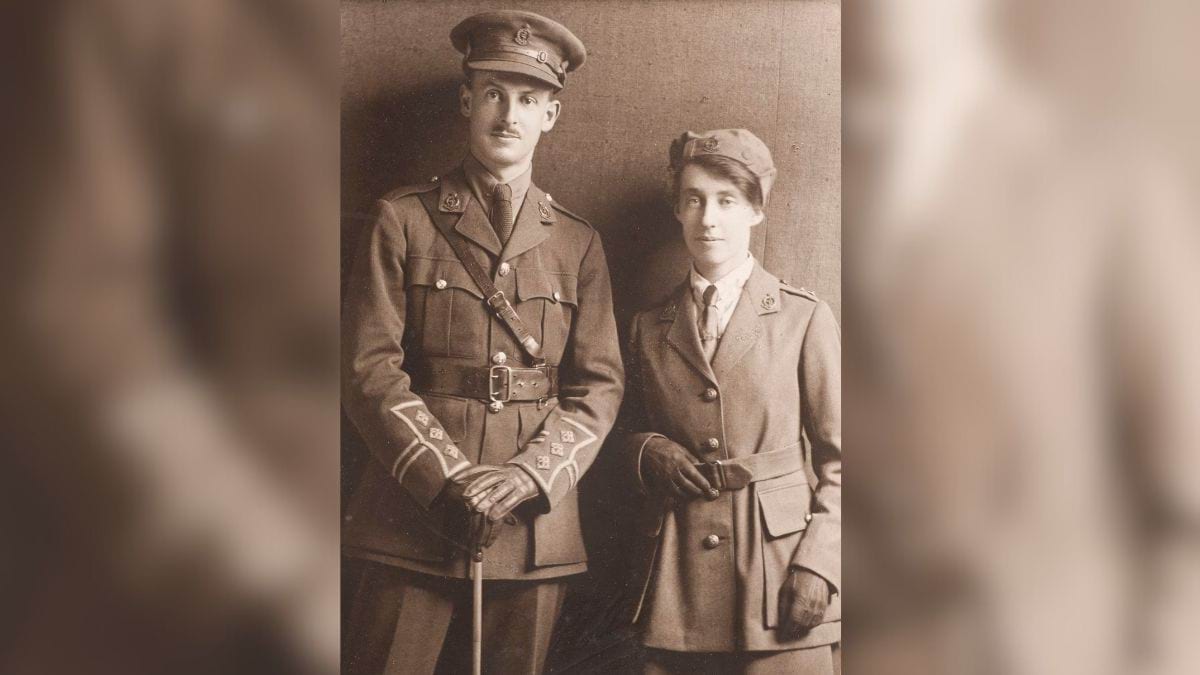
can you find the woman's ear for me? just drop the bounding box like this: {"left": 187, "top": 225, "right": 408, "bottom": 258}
{"left": 749, "top": 208, "right": 765, "bottom": 227}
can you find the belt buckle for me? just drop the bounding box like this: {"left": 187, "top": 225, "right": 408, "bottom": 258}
{"left": 489, "top": 365, "right": 513, "bottom": 403}
{"left": 486, "top": 291, "right": 508, "bottom": 313}
{"left": 701, "top": 460, "right": 727, "bottom": 492}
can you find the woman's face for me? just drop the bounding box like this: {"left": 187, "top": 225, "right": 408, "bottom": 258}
{"left": 674, "top": 163, "right": 764, "bottom": 280}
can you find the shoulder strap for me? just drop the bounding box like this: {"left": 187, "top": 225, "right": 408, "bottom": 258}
{"left": 416, "top": 190, "right": 545, "bottom": 365}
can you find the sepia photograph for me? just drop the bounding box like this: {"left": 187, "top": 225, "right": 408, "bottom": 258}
{"left": 340, "top": 2, "right": 840, "bottom": 673}
{"left": 6, "top": 1, "right": 1200, "bottom": 674}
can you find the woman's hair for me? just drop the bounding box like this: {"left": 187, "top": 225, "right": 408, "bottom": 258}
{"left": 667, "top": 154, "right": 765, "bottom": 211}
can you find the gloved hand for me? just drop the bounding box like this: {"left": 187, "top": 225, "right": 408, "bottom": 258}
{"left": 778, "top": 567, "right": 832, "bottom": 638}
{"left": 640, "top": 435, "right": 717, "bottom": 500}
{"left": 463, "top": 464, "right": 540, "bottom": 523}
{"left": 441, "top": 464, "right": 504, "bottom": 555}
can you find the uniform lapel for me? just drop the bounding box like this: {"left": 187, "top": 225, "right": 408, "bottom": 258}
{"left": 501, "top": 183, "right": 554, "bottom": 262}
{"left": 437, "top": 168, "right": 502, "bottom": 256}
{"left": 664, "top": 282, "right": 717, "bottom": 386}
{"left": 710, "top": 264, "right": 780, "bottom": 381}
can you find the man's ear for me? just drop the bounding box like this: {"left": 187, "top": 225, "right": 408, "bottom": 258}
{"left": 459, "top": 83, "right": 472, "bottom": 119}
{"left": 540, "top": 99, "right": 561, "bottom": 132}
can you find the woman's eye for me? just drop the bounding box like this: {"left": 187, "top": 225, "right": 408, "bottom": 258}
{"left": 686, "top": 197, "right": 700, "bottom": 206}
{"left": 720, "top": 198, "right": 736, "bottom": 207}
{"left": 486, "top": 91, "right": 500, "bottom": 100}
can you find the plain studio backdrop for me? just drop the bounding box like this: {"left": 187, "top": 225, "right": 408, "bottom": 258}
{"left": 341, "top": 1, "right": 840, "bottom": 671}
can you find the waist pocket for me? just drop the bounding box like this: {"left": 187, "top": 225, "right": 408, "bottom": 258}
{"left": 757, "top": 480, "right": 812, "bottom": 627}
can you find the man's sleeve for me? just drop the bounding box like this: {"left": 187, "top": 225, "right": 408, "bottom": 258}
{"left": 342, "top": 198, "right": 474, "bottom": 508}
{"left": 615, "top": 315, "right": 664, "bottom": 495}
{"left": 508, "top": 230, "right": 626, "bottom": 508}
{"left": 791, "top": 301, "right": 843, "bottom": 593}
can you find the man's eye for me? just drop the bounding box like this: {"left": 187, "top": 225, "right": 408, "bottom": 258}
{"left": 523, "top": 96, "right": 536, "bottom": 105}
{"left": 686, "top": 197, "right": 701, "bottom": 206}
{"left": 486, "top": 91, "right": 500, "bottom": 100}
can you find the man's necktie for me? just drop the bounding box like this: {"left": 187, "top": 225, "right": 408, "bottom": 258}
{"left": 492, "top": 183, "right": 514, "bottom": 245}
{"left": 700, "top": 284, "right": 720, "bottom": 361}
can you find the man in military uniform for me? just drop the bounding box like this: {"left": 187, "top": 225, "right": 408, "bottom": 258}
{"left": 342, "top": 11, "right": 624, "bottom": 675}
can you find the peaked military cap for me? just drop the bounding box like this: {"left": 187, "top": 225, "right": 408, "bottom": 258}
{"left": 670, "top": 128, "right": 779, "bottom": 205}
{"left": 451, "top": 10, "right": 586, "bottom": 91}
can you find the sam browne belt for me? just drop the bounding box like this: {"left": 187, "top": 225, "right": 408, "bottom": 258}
{"left": 410, "top": 359, "right": 559, "bottom": 404}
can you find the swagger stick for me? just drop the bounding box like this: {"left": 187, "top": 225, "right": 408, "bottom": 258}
{"left": 471, "top": 547, "right": 483, "bottom": 675}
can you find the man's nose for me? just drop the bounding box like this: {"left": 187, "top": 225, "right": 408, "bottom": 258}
{"left": 500, "top": 98, "right": 519, "bottom": 126}
{"left": 700, "top": 204, "right": 720, "bottom": 227}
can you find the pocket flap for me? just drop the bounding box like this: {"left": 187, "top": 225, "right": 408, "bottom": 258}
{"left": 758, "top": 482, "right": 811, "bottom": 538}
{"left": 407, "top": 257, "right": 482, "bottom": 298}
{"left": 516, "top": 268, "right": 578, "bottom": 305}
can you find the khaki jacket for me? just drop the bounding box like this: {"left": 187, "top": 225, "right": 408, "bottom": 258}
{"left": 621, "top": 263, "right": 841, "bottom": 650}
{"left": 342, "top": 167, "right": 624, "bottom": 580}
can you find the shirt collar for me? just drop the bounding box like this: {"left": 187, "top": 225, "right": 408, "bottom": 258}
{"left": 690, "top": 253, "right": 756, "bottom": 305}
{"left": 463, "top": 153, "right": 532, "bottom": 217}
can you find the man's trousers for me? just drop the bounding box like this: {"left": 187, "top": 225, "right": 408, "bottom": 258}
{"left": 345, "top": 561, "right": 568, "bottom": 675}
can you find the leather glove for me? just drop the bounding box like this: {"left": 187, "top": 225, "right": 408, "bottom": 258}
{"left": 463, "top": 464, "right": 540, "bottom": 523}
{"left": 640, "top": 436, "right": 717, "bottom": 500}
{"left": 779, "top": 567, "right": 832, "bottom": 638}
{"left": 441, "top": 464, "right": 504, "bottom": 556}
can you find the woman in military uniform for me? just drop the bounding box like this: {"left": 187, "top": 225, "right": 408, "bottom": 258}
{"left": 620, "top": 129, "right": 841, "bottom": 674}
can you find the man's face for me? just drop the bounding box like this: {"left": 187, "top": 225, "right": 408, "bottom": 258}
{"left": 460, "top": 71, "right": 560, "bottom": 173}
{"left": 675, "top": 164, "right": 763, "bottom": 279}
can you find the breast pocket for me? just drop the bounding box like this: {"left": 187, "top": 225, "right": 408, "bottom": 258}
{"left": 406, "top": 256, "right": 486, "bottom": 359}
{"left": 515, "top": 268, "right": 578, "bottom": 362}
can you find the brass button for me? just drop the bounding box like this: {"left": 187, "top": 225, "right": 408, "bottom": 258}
{"left": 435, "top": 279, "right": 447, "bottom": 290}
{"left": 498, "top": 262, "right": 511, "bottom": 277}
{"left": 702, "top": 388, "right": 718, "bottom": 402}
{"left": 706, "top": 437, "right": 720, "bottom": 450}
{"left": 488, "top": 401, "right": 504, "bottom": 414}
{"left": 805, "top": 512, "right": 813, "bottom": 523}
{"left": 703, "top": 534, "right": 721, "bottom": 549}
{"left": 552, "top": 291, "right": 561, "bottom": 302}
{"left": 492, "top": 352, "right": 507, "bottom": 365}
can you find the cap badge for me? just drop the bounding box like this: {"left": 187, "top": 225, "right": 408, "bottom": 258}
{"left": 537, "top": 50, "right": 549, "bottom": 63}
{"left": 514, "top": 25, "right": 531, "bottom": 46}
{"left": 538, "top": 201, "right": 552, "bottom": 219}
{"left": 761, "top": 295, "right": 777, "bottom": 310}
{"left": 443, "top": 192, "right": 462, "bottom": 210}
{"left": 702, "top": 137, "right": 720, "bottom": 152}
